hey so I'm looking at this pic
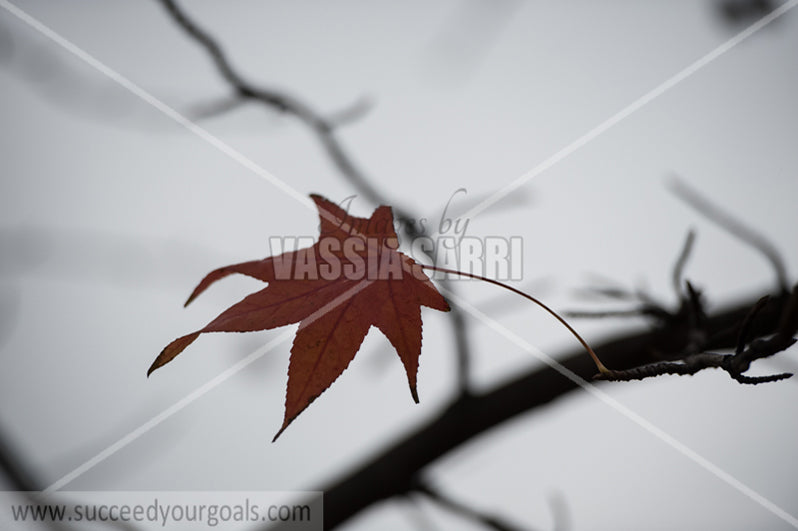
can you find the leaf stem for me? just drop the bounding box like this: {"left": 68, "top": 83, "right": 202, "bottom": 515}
{"left": 420, "top": 264, "right": 609, "bottom": 374}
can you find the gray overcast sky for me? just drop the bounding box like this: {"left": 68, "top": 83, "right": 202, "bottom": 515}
{"left": 1, "top": 1, "right": 797, "bottom": 530}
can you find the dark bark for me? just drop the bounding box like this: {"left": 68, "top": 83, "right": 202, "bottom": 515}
{"left": 261, "top": 290, "right": 792, "bottom": 529}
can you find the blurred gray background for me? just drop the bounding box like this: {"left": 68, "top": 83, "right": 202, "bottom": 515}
{"left": 1, "top": 1, "right": 797, "bottom": 529}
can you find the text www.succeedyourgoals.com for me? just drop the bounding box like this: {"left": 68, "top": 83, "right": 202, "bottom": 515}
{"left": 5, "top": 494, "right": 320, "bottom": 529}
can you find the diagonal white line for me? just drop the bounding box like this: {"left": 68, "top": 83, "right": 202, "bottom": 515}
{"left": 0, "top": 0, "right": 377, "bottom": 492}
{"left": 460, "top": 0, "right": 798, "bottom": 222}
{"left": 43, "top": 279, "right": 374, "bottom": 493}
{"left": 7, "top": 2, "right": 795, "bottom": 523}
{"left": 0, "top": 0, "right": 315, "bottom": 212}
{"left": 440, "top": 288, "right": 798, "bottom": 529}
{"left": 42, "top": 328, "right": 295, "bottom": 493}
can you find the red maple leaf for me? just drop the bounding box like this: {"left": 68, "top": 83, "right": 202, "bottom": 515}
{"left": 149, "top": 194, "right": 450, "bottom": 440}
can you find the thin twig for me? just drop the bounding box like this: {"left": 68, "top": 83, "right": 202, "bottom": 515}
{"left": 777, "top": 284, "right": 798, "bottom": 337}
{"left": 264, "top": 291, "right": 792, "bottom": 530}
{"left": 400, "top": 494, "right": 441, "bottom": 531}
{"left": 596, "top": 288, "right": 797, "bottom": 383}
{"left": 413, "top": 481, "right": 532, "bottom": 531}
{"left": 549, "top": 492, "right": 571, "bottom": 531}
{"left": 672, "top": 229, "right": 696, "bottom": 298}
{"left": 669, "top": 175, "right": 789, "bottom": 292}
{"left": 0, "top": 422, "right": 41, "bottom": 492}
{"left": 157, "top": 0, "right": 394, "bottom": 209}
{"left": 569, "top": 277, "right": 672, "bottom": 324}
{"left": 156, "top": 0, "right": 475, "bottom": 395}
{"left": 682, "top": 280, "right": 708, "bottom": 354}
{"left": 735, "top": 296, "right": 769, "bottom": 355}
{"left": 565, "top": 306, "right": 672, "bottom": 321}
{"left": 420, "top": 264, "right": 608, "bottom": 373}
{"left": 188, "top": 95, "right": 247, "bottom": 120}
{"left": 325, "top": 95, "right": 375, "bottom": 128}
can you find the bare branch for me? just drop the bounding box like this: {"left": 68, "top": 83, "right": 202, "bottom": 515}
{"left": 564, "top": 306, "right": 671, "bottom": 321}
{"left": 188, "top": 95, "right": 247, "bottom": 121}
{"left": 777, "top": 283, "right": 798, "bottom": 337}
{"left": 567, "top": 236, "right": 704, "bottom": 326}
{"left": 668, "top": 175, "right": 789, "bottom": 292}
{"left": 155, "top": 0, "right": 476, "bottom": 396}
{"left": 548, "top": 492, "right": 571, "bottom": 531}
{"left": 0, "top": 424, "right": 141, "bottom": 530}
{"left": 0, "top": 422, "right": 41, "bottom": 493}
{"left": 735, "top": 295, "right": 769, "bottom": 355}
{"left": 400, "top": 495, "right": 441, "bottom": 531}
{"left": 595, "top": 289, "right": 796, "bottom": 384}
{"left": 325, "top": 95, "right": 375, "bottom": 129}
{"left": 671, "top": 229, "right": 696, "bottom": 298}
{"left": 157, "top": 0, "right": 385, "bottom": 206}
{"left": 262, "top": 289, "right": 793, "bottom": 530}
{"left": 147, "top": 5, "right": 797, "bottom": 528}
{"left": 413, "top": 480, "right": 533, "bottom": 531}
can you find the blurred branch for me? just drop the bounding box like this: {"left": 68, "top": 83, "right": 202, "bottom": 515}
{"left": 188, "top": 95, "right": 247, "bottom": 121}
{"left": 566, "top": 233, "right": 697, "bottom": 324}
{"left": 263, "top": 286, "right": 793, "bottom": 529}
{"left": 411, "top": 480, "right": 531, "bottom": 531}
{"left": 325, "top": 95, "right": 375, "bottom": 129}
{"left": 400, "top": 495, "right": 440, "bottom": 531}
{"left": 669, "top": 175, "right": 789, "bottom": 292}
{"left": 0, "top": 424, "right": 142, "bottom": 530}
{"left": 150, "top": 4, "right": 796, "bottom": 529}
{"left": 564, "top": 306, "right": 671, "bottom": 321}
{"left": 718, "top": 0, "right": 778, "bottom": 25}
{"left": 671, "top": 229, "right": 696, "bottom": 298}
{"left": 548, "top": 492, "right": 570, "bottom": 531}
{"left": 596, "top": 289, "right": 796, "bottom": 384}
{"left": 424, "top": 0, "right": 523, "bottom": 85}
{"left": 569, "top": 199, "right": 795, "bottom": 383}
{"left": 156, "top": 0, "right": 476, "bottom": 396}
{"left": 0, "top": 421, "right": 41, "bottom": 492}
{"left": 156, "top": 0, "right": 387, "bottom": 211}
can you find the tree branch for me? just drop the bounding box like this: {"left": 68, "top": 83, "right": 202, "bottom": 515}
{"left": 156, "top": 0, "right": 476, "bottom": 397}
{"left": 411, "top": 480, "right": 532, "bottom": 531}
{"left": 0, "top": 421, "right": 41, "bottom": 493}
{"left": 669, "top": 176, "right": 789, "bottom": 292}
{"left": 263, "top": 288, "right": 794, "bottom": 529}
{"left": 671, "top": 229, "right": 696, "bottom": 298}
{"left": 150, "top": 5, "right": 796, "bottom": 528}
